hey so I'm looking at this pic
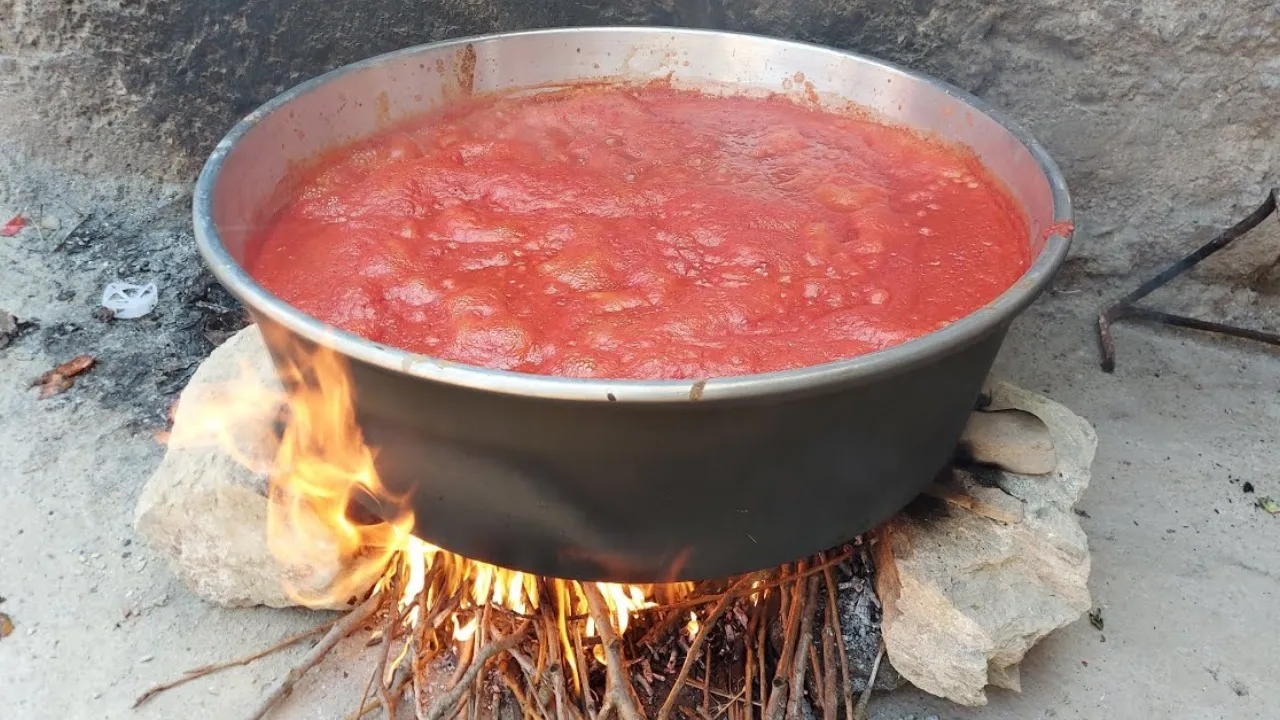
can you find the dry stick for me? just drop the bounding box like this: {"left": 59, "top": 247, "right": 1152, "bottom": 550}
{"left": 509, "top": 646, "right": 555, "bottom": 719}
{"left": 763, "top": 579, "right": 806, "bottom": 720}
{"left": 638, "top": 605, "right": 687, "bottom": 648}
{"left": 785, "top": 578, "right": 821, "bottom": 720}
{"left": 244, "top": 590, "right": 385, "bottom": 720}
{"left": 582, "top": 584, "right": 643, "bottom": 720}
{"left": 573, "top": 625, "right": 595, "bottom": 718}
{"left": 540, "top": 608, "right": 569, "bottom": 720}
{"left": 346, "top": 671, "right": 413, "bottom": 720}
{"left": 779, "top": 575, "right": 792, "bottom": 637}
{"left": 543, "top": 612, "right": 579, "bottom": 720}
{"left": 595, "top": 691, "right": 617, "bottom": 720}
{"left": 806, "top": 644, "right": 822, "bottom": 716}
{"left": 851, "top": 643, "right": 883, "bottom": 720}
{"left": 756, "top": 602, "right": 769, "bottom": 714}
{"left": 655, "top": 575, "right": 755, "bottom": 720}
{"left": 427, "top": 588, "right": 466, "bottom": 632}
{"left": 500, "top": 657, "right": 547, "bottom": 720}
{"left": 743, "top": 613, "right": 755, "bottom": 720}
{"left": 421, "top": 621, "right": 533, "bottom": 720}
{"left": 362, "top": 570, "right": 407, "bottom": 720}
{"left": 413, "top": 642, "right": 428, "bottom": 720}
{"left": 820, "top": 608, "right": 838, "bottom": 720}
{"left": 133, "top": 619, "right": 337, "bottom": 708}
{"left": 363, "top": 619, "right": 400, "bottom": 720}
{"left": 534, "top": 610, "right": 549, "bottom": 687}
{"left": 820, "top": 564, "right": 854, "bottom": 720}
{"left": 702, "top": 641, "right": 713, "bottom": 718}
{"left": 681, "top": 677, "right": 750, "bottom": 707}
{"left": 487, "top": 686, "right": 505, "bottom": 720}
{"left": 803, "top": 640, "right": 824, "bottom": 712}
{"left": 451, "top": 624, "right": 478, "bottom": 687}
{"left": 470, "top": 605, "right": 493, "bottom": 720}
{"left": 555, "top": 584, "right": 589, "bottom": 717}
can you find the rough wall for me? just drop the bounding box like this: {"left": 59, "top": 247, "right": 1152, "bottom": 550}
{"left": 2, "top": 0, "right": 1278, "bottom": 279}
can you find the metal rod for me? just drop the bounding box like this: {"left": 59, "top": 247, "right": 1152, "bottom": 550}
{"left": 1121, "top": 307, "right": 1280, "bottom": 346}
{"left": 1097, "top": 188, "right": 1279, "bottom": 372}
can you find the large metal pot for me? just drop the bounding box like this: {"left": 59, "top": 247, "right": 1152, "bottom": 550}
{"left": 194, "top": 27, "right": 1072, "bottom": 583}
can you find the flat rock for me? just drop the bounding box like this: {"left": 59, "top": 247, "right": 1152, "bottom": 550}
{"left": 959, "top": 407, "right": 1057, "bottom": 475}
{"left": 874, "top": 380, "right": 1096, "bottom": 706}
{"left": 134, "top": 325, "right": 366, "bottom": 610}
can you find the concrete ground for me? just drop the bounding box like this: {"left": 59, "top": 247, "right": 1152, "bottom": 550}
{"left": 2, "top": 186, "right": 1278, "bottom": 720}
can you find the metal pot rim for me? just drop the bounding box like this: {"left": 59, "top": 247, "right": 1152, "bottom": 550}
{"left": 193, "top": 26, "right": 1072, "bottom": 403}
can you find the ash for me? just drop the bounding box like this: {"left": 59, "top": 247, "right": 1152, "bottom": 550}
{"left": 0, "top": 163, "right": 248, "bottom": 431}
{"left": 829, "top": 542, "right": 903, "bottom": 692}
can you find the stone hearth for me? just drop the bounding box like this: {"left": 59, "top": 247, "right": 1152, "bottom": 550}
{"left": 136, "top": 324, "right": 1095, "bottom": 709}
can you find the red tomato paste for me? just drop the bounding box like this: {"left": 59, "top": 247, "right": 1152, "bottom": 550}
{"left": 248, "top": 85, "right": 1031, "bottom": 379}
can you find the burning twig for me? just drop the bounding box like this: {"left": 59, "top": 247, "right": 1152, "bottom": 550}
{"left": 139, "top": 538, "right": 874, "bottom": 720}
{"left": 132, "top": 619, "right": 338, "bottom": 707}
{"left": 582, "top": 584, "right": 644, "bottom": 720}
{"left": 153, "top": 322, "right": 896, "bottom": 720}
{"left": 245, "top": 589, "right": 384, "bottom": 720}
{"left": 573, "top": 621, "right": 595, "bottom": 718}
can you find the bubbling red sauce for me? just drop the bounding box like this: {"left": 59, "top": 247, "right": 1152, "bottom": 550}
{"left": 248, "top": 84, "right": 1031, "bottom": 379}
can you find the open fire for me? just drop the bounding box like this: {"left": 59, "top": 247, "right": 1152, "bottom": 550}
{"left": 160, "top": 324, "right": 865, "bottom": 720}
{"left": 135, "top": 318, "right": 1093, "bottom": 717}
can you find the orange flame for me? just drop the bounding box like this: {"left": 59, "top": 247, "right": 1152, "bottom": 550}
{"left": 181, "top": 326, "right": 691, "bottom": 639}
{"left": 263, "top": 340, "right": 418, "bottom": 607}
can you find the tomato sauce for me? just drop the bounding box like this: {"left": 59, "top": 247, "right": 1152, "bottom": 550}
{"left": 248, "top": 85, "right": 1031, "bottom": 379}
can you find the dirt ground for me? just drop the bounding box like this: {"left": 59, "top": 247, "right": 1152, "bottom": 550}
{"left": 1, "top": 173, "right": 1279, "bottom": 719}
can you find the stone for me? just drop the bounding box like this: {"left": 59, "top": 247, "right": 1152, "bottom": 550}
{"left": 959, "top": 408, "right": 1056, "bottom": 475}
{"left": 133, "top": 325, "right": 367, "bottom": 610}
{"left": 874, "top": 380, "right": 1096, "bottom": 707}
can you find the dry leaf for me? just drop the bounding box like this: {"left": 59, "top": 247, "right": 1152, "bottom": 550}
{"left": 0, "top": 613, "right": 13, "bottom": 639}
{"left": 32, "top": 354, "right": 96, "bottom": 398}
